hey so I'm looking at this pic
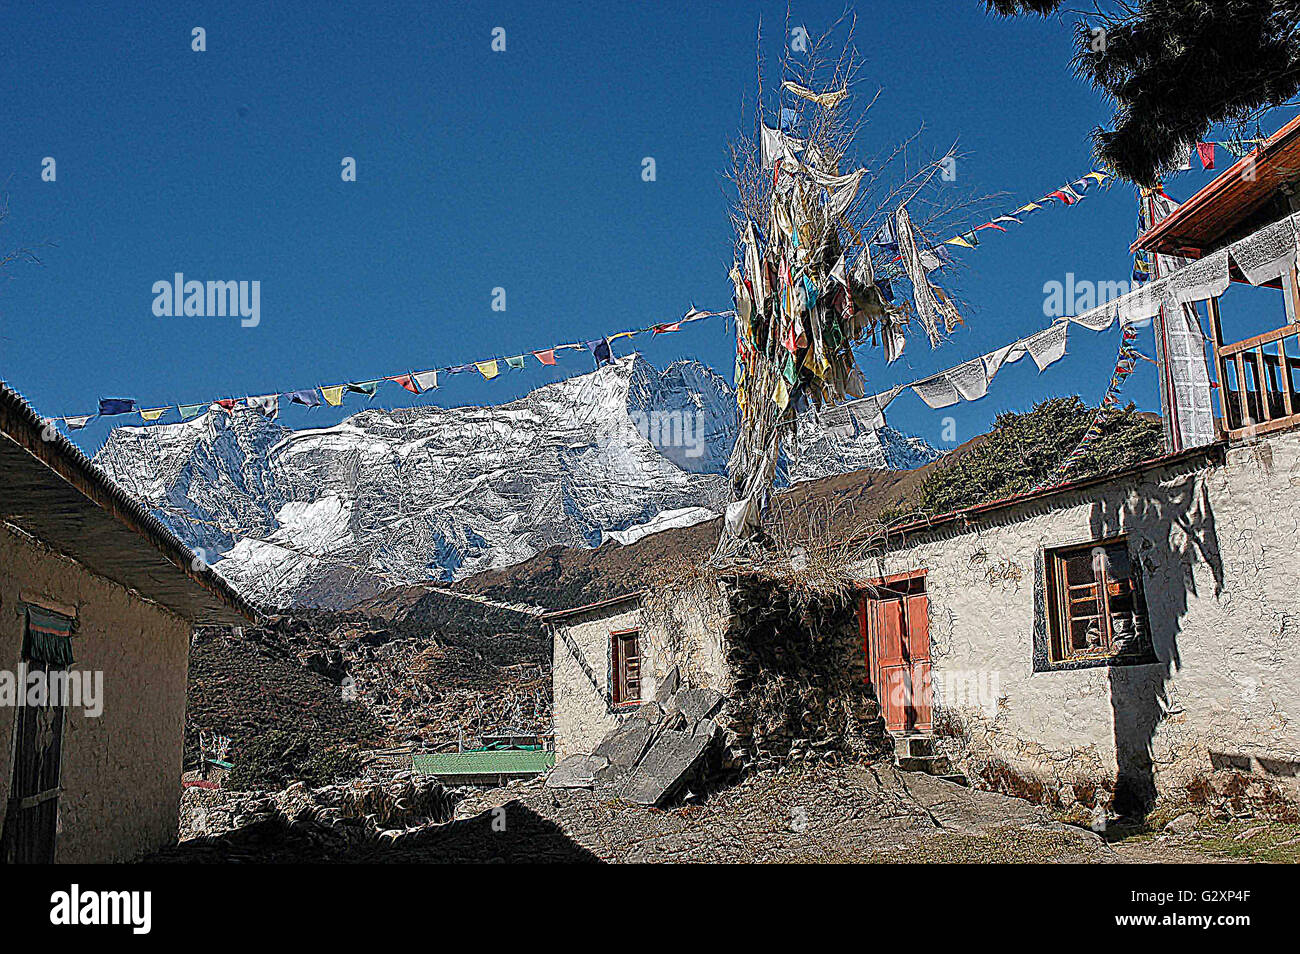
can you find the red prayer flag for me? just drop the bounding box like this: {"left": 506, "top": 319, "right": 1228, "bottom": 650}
{"left": 653, "top": 322, "right": 682, "bottom": 335}
{"left": 1197, "top": 142, "right": 1215, "bottom": 170}
{"left": 212, "top": 399, "right": 237, "bottom": 412}
{"left": 387, "top": 374, "right": 418, "bottom": 394}
{"left": 533, "top": 349, "right": 557, "bottom": 366}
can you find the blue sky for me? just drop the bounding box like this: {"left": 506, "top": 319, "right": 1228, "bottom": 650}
{"left": 1, "top": 1, "right": 1293, "bottom": 454}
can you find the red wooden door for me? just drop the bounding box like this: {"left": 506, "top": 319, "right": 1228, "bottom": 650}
{"left": 860, "top": 576, "right": 931, "bottom": 732}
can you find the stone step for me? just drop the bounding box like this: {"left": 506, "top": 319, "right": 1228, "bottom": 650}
{"left": 894, "top": 734, "right": 936, "bottom": 758}
{"left": 895, "top": 754, "right": 952, "bottom": 775}
{"left": 936, "top": 773, "right": 970, "bottom": 787}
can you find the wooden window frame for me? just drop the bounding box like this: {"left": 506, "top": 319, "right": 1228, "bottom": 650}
{"left": 610, "top": 628, "right": 641, "bottom": 707}
{"left": 1043, "top": 535, "right": 1151, "bottom": 667}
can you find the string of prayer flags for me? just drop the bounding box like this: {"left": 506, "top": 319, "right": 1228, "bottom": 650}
{"left": 936, "top": 171, "right": 1111, "bottom": 257}
{"left": 58, "top": 306, "right": 736, "bottom": 430}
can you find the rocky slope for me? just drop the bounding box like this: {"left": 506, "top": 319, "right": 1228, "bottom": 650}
{"left": 94, "top": 355, "right": 938, "bottom": 609}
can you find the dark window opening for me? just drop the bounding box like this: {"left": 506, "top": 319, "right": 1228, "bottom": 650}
{"left": 611, "top": 629, "right": 641, "bottom": 706}
{"left": 1045, "top": 538, "right": 1151, "bottom": 665}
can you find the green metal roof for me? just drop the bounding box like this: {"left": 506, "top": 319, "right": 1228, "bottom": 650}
{"left": 412, "top": 750, "right": 555, "bottom": 777}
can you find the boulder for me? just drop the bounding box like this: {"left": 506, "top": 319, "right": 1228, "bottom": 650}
{"left": 594, "top": 717, "right": 653, "bottom": 771}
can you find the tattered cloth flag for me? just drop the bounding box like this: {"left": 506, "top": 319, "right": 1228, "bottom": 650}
{"left": 505, "top": 355, "right": 526, "bottom": 370}
{"left": 98, "top": 398, "right": 136, "bottom": 416}
{"left": 759, "top": 125, "right": 805, "bottom": 171}
{"left": 286, "top": 389, "right": 322, "bottom": 407}
{"left": 895, "top": 205, "right": 959, "bottom": 345}
{"left": 1026, "top": 322, "right": 1068, "bottom": 371}
{"left": 533, "top": 349, "right": 557, "bottom": 365}
{"left": 412, "top": 370, "right": 439, "bottom": 392}
{"left": 387, "top": 374, "right": 419, "bottom": 393}
{"left": 247, "top": 394, "right": 279, "bottom": 419}
{"left": 178, "top": 403, "right": 207, "bottom": 420}
{"left": 140, "top": 407, "right": 168, "bottom": 422}
{"left": 320, "top": 385, "right": 346, "bottom": 407}
{"left": 948, "top": 360, "right": 990, "bottom": 402}
{"left": 475, "top": 360, "right": 499, "bottom": 381}
{"left": 780, "top": 80, "right": 849, "bottom": 109}
{"left": 346, "top": 381, "right": 379, "bottom": 397}
{"left": 912, "top": 374, "right": 960, "bottom": 409}
{"left": 64, "top": 415, "right": 93, "bottom": 430}
{"left": 586, "top": 338, "right": 612, "bottom": 367}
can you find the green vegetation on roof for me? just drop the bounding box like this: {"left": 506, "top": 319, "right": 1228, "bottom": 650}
{"left": 412, "top": 750, "right": 554, "bottom": 776}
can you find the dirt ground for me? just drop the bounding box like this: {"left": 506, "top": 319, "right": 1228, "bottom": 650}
{"left": 145, "top": 762, "right": 1291, "bottom": 863}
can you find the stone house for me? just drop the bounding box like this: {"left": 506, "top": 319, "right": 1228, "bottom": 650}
{"left": 0, "top": 381, "right": 256, "bottom": 862}
{"left": 547, "top": 118, "right": 1300, "bottom": 812}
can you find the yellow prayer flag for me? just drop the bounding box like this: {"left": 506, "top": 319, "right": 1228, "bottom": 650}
{"left": 772, "top": 377, "right": 790, "bottom": 410}
{"left": 140, "top": 407, "right": 167, "bottom": 422}
{"left": 320, "top": 385, "right": 346, "bottom": 407}
{"left": 609, "top": 330, "right": 636, "bottom": 341}
{"left": 944, "top": 236, "right": 975, "bottom": 249}
{"left": 476, "top": 360, "right": 500, "bottom": 380}
{"left": 1015, "top": 203, "right": 1041, "bottom": 214}
{"left": 1086, "top": 171, "right": 1109, "bottom": 184}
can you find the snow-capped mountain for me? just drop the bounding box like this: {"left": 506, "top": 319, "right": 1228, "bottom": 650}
{"left": 93, "top": 355, "right": 938, "bottom": 609}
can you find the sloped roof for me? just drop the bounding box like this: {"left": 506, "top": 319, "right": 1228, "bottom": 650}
{"left": 0, "top": 380, "right": 257, "bottom": 625}
{"left": 1134, "top": 115, "right": 1300, "bottom": 258}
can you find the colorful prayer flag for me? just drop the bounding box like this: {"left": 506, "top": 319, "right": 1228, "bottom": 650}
{"left": 140, "top": 407, "right": 167, "bottom": 422}
{"left": 286, "top": 389, "right": 322, "bottom": 407}
{"left": 475, "top": 360, "right": 500, "bottom": 380}
{"left": 533, "top": 349, "right": 557, "bottom": 365}
{"left": 346, "top": 381, "right": 379, "bottom": 397}
{"left": 505, "top": 355, "right": 526, "bottom": 370}
{"left": 412, "top": 370, "right": 439, "bottom": 392}
{"left": 387, "top": 374, "right": 419, "bottom": 393}
{"left": 98, "top": 398, "right": 136, "bottom": 416}
{"left": 64, "top": 415, "right": 92, "bottom": 430}
{"left": 248, "top": 394, "right": 279, "bottom": 419}
{"left": 1197, "top": 142, "right": 1215, "bottom": 170}
{"left": 178, "top": 403, "right": 207, "bottom": 419}
{"left": 320, "top": 385, "right": 346, "bottom": 407}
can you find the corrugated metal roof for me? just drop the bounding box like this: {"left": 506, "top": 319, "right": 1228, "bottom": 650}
{"left": 412, "top": 750, "right": 555, "bottom": 776}
{"left": 0, "top": 380, "right": 258, "bottom": 625}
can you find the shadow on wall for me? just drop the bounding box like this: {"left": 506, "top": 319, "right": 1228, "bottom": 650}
{"left": 1089, "top": 470, "right": 1223, "bottom": 818}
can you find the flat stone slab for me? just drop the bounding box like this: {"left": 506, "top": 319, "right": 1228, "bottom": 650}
{"left": 594, "top": 716, "right": 653, "bottom": 770}
{"left": 546, "top": 754, "right": 609, "bottom": 789}
{"left": 618, "top": 729, "right": 712, "bottom": 806}
{"left": 655, "top": 666, "right": 680, "bottom": 705}
{"left": 675, "top": 688, "right": 725, "bottom": 723}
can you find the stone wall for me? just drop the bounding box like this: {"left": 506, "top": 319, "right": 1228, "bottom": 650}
{"left": 853, "top": 430, "right": 1300, "bottom": 809}
{"left": 0, "top": 523, "right": 193, "bottom": 862}
{"left": 550, "top": 581, "right": 732, "bottom": 758}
